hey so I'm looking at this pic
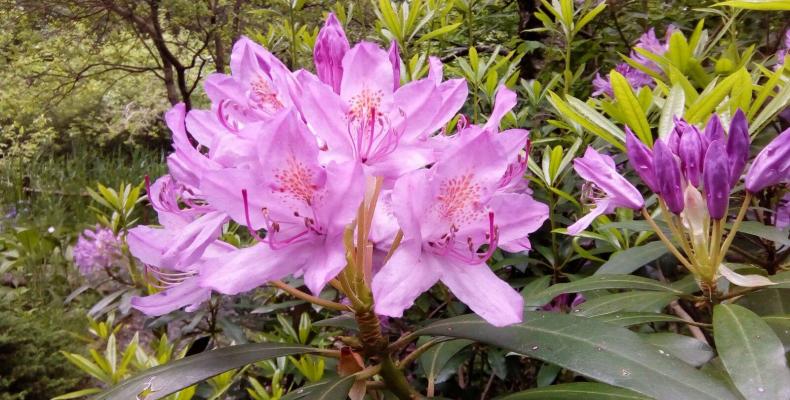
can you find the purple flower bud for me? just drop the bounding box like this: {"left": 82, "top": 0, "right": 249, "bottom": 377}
{"left": 625, "top": 127, "right": 658, "bottom": 192}
{"left": 704, "top": 114, "right": 725, "bottom": 146}
{"left": 314, "top": 13, "right": 349, "bottom": 93}
{"left": 745, "top": 128, "right": 790, "bottom": 193}
{"left": 726, "top": 109, "right": 750, "bottom": 187}
{"left": 388, "top": 41, "right": 401, "bottom": 91}
{"left": 703, "top": 140, "right": 731, "bottom": 219}
{"left": 654, "top": 139, "right": 685, "bottom": 214}
{"left": 678, "top": 124, "right": 704, "bottom": 186}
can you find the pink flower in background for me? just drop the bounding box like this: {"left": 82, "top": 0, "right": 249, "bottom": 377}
{"left": 73, "top": 225, "right": 123, "bottom": 276}
{"left": 592, "top": 63, "right": 654, "bottom": 97}
{"left": 631, "top": 26, "right": 675, "bottom": 73}
{"left": 314, "top": 13, "right": 350, "bottom": 93}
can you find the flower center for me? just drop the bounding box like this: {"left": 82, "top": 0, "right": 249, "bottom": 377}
{"left": 345, "top": 87, "right": 402, "bottom": 163}
{"left": 436, "top": 173, "right": 484, "bottom": 225}
{"left": 250, "top": 76, "right": 285, "bottom": 114}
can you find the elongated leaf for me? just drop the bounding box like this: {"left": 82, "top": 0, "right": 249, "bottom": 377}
{"left": 501, "top": 382, "right": 649, "bottom": 399}
{"left": 610, "top": 71, "right": 652, "bottom": 145}
{"left": 596, "top": 242, "right": 669, "bottom": 275}
{"left": 593, "top": 312, "right": 690, "bottom": 327}
{"left": 640, "top": 333, "right": 714, "bottom": 367}
{"left": 313, "top": 314, "right": 359, "bottom": 331}
{"left": 658, "top": 84, "right": 685, "bottom": 139}
{"left": 715, "top": 0, "right": 790, "bottom": 10}
{"left": 524, "top": 275, "right": 682, "bottom": 307}
{"left": 685, "top": 69, "right": 742, "bottom": 123}
{"left": 95, "top": 343, "right": 317, "bottom": 399}
{"left": 416, "top": 22, "right": 461, "bottom": 43}
{"left": 52, "top": 388, "right": 103, "bottom": 400}
{"left": 547, "top": 92, "right": 625, "bottom": 150}
{"left": 574, "top": 292, "right": 678, "bottom": 317}
{"left": 281, "top": 375, "right": 356, "bottom": 400}
{"left": 413, "top": 313, "right": 739, "bottom": 400}
{"left": 713, "top": 304, "right": 790, "bottom": 399}
{"left": 734, "top": 221, "right": 790, "bottom": 246}
{"left": 419, "top": 339, "right": 473, "bottom": 386}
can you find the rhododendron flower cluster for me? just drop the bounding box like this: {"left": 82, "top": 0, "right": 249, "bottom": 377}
{"left": 73, "top": 225, "right": 123, "bottom": 275}
{"left": 127, "top": 14, "right": 549, "bottom": 327}
{"left": 569, "top": 113, "right": 789, "bottom": 291}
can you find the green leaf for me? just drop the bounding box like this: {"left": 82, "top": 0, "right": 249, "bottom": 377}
{"left": 501, "top": 382, "right": 650, "bottom": 399}
{"left": 685, "top": 69, "right": 742, "bottom": 123}
{"left": 573, "top": 2, "right": 607, "bottom": 34}
{"left": 713, "top": 304, "right": 790, "bottom": 399}
{"left": 418, "top": 339, "right": 473, "bottom": 385}
{"left": 95, "top": 343, "right": 317, "bottom": 400}
{"left": 750, "top": 78, "right": 790, "bottom": 135}
{"left": 313, "top": 314, "right": 358, "bottom": 331}
{"left": 415, "top": 22, "right": 461, "bottom": 43}
{"left": 610, "top": 71, "right": 652, "bottom": 145}
{"left": 596, "top": 242, "right": 669, "bottom": 275}
{"left": 524, "top": 274, "right": 682, "bottom": 307}
{"left": 280, "top": 375, "right": 356, "bottom": 400}
{"left": 714, "top": 0, "right": 790, "bottom": 10}
{"left": 573, "top": 292, "right": 678, "bottom": 317}
{"left": 51, "top": 388, "right": 103, "bottom": 400}
{"left": 640, "top": 333, "right": 714, "bottom": 367}
{"left": 549, "top": 93, "right": 625, "bottom": 148}
{"left": 735, "top": 221, "right": 790, "bottom": 246}
{"left": 413, "top": 314, "right": 739, "bottom": 400}
{"left": 658, "top": 84, "right": 686, "bottom": 139}
{"left": 593, "top": 312, "right": 690, "bottom": 327}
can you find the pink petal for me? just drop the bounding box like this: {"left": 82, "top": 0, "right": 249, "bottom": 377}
{"left": 567, "top": 199, "right": 612, "bottom": 235}
{"left": 440, "top": 259, "right": 523, "bottom": 327}
{"left": 372, "top": 242, "right": 442, "bottom": 318}
{"left": 199, "top": 243, "right": 306, "bottom": 295}
{"left": 483, "top": 85, "right": 516, "bottom": 131}
{"left": 340, "top": 42, "right": 395, "bottom": 102}
{"left": 131, "top": 278, "right": 210, "bottom": 316}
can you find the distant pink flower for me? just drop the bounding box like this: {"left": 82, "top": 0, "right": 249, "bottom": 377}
{"left": 631, "top": 27, "right": 675, "bottom": 73}
{"left": 73, "top": 225, "right": 122, "bottom": 276}
{"left": 592, "top": 63, "right": 654, "bottom": 97}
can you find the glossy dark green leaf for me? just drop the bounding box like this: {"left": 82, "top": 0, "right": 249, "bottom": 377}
{"left": 280, "top": 375, "right": 356, "bottom": 400}
{"left": 418, "top": 338, "right": 473, "bottom": 385}
{"left": 524, "top": 275, "right": 682, "bottom": 308}
{"left": 313, "top": 314, "right": 358, "bottom": 331}
{"left": 640, "top": 333, "right": 714, "bottom": 367}
{"left": 713, "top": 304, "right": 790, "bottom": 399}
{"left": 499, "top": 382, "right": 650, "bottom": 399}
{"left": 94, "top": 343, "right": 317, "bottom": 399}
{"left": 762, "top": 315, "right": 790, "bottom": 349}
{"left": 593, "top": 312, "right": 690, "bottom": 327}
{"left": 735, "top": 221, "right": 790, "bottom": 246}
{"left": 413, "top": 313, "right": 738, "bottom": 400}
{"left": 573, "top": 292, "right": 678, "bottom": 317}
{"left": 595, "top": 242, "right": 669, "bottom": 275}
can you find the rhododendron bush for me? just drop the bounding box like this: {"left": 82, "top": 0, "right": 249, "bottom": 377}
{"left": 4, "top": 0, "right": 790, "bottom": 399}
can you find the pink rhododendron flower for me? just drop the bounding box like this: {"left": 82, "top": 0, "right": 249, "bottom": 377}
{"left": 199, "top": 109, "right": 364, "bottom": 295}
{"left": 124, "top": 16, "right": 550, "bottom": 328}
{"left": 372, "top": 130, "right": 548, "bottom": 327}
{"left": 567, "top": 147, "right": 644, "bottom": 234}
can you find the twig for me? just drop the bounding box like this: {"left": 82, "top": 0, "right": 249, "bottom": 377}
{"left": 270, "top": 280, "right": 351, "bottom": 312}
{"left": 669, "top": 301, "right": 709, "bottom": 345}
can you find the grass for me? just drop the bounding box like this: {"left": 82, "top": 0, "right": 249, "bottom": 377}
{"left": 1, "top": 144, "right": 167, "bottom": 230}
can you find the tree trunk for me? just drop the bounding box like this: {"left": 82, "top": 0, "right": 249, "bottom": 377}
{"left": 516, "top": 0, "right": 544, "bottom": 79}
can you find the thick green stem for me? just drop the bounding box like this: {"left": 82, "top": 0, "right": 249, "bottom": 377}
{"left": 380, "top": 355, "right": 420, "bottom": 399}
